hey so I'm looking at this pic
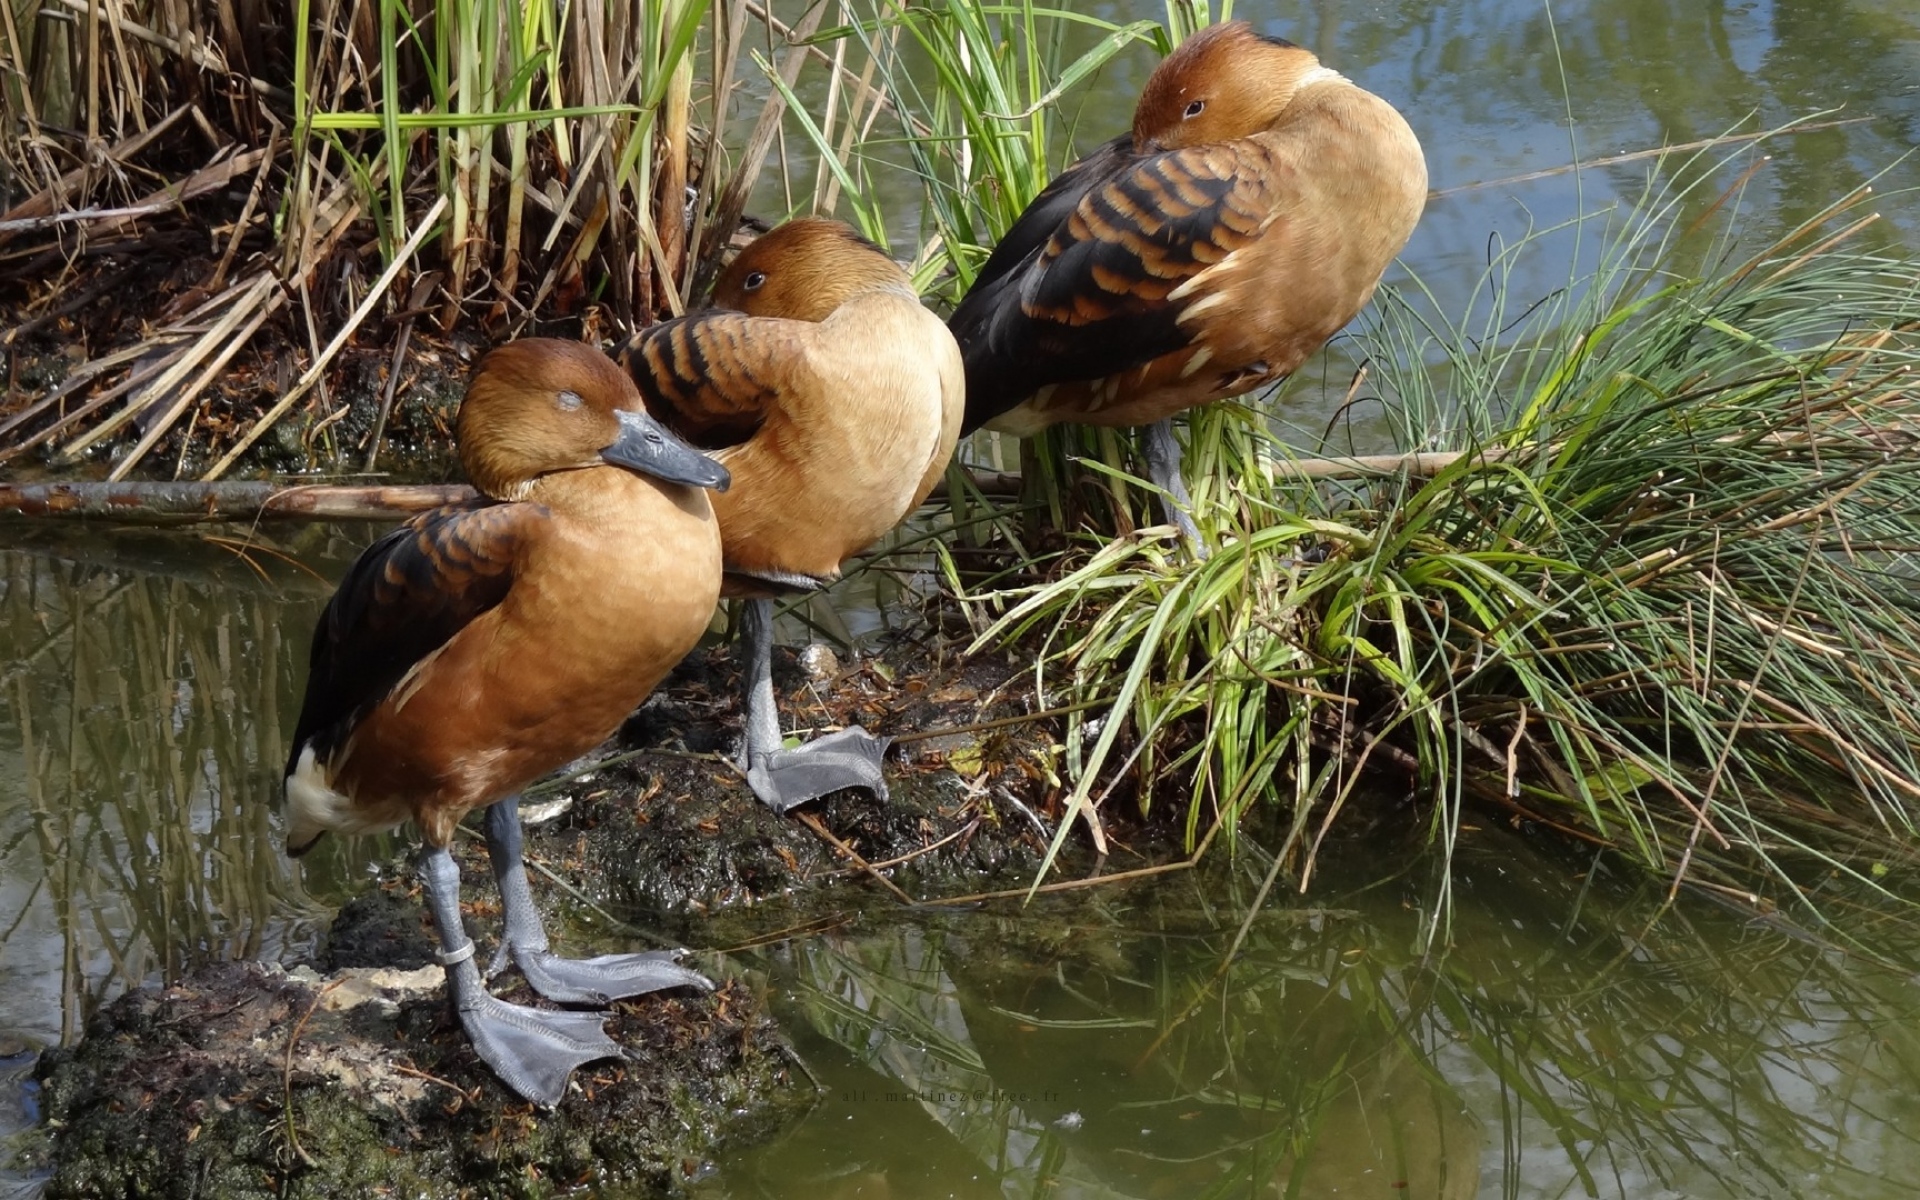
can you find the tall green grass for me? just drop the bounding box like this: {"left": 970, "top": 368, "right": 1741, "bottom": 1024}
{"left": 945, "top": 142, "right": 1920, "bottom": 906}
{"left": 710, "top": 8, "right": 1920, "bottom": 906}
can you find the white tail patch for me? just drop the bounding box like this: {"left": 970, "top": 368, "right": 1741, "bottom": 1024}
{"left": 284, "top": 743, "right": 404, "bottom": 851}
{"left": 1297, "top": 66, "right": 1347, "bottom": 90}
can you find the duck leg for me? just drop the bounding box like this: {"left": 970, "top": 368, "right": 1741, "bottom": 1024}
{"left": 740, "top": 597, "right": 891, "bottom": 813}
{"left": 1142, "top": 418, "right": 1207, "bottom": 555}
{"left": 418, "top": 842, "right": 620, "bottom": 1107}
{"left": 483, "top": 796, "right": 714, "bottom": 1004}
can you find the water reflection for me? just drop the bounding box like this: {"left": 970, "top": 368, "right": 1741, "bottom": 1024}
{"left": 0, "top": 528, "right": 379, "bottom": 1052}
{"left": 713, "top": 831, "right": 1920, "bottom": 1198}
{"left": 3, "top": 0, "right": 1920, "bottom": 1193}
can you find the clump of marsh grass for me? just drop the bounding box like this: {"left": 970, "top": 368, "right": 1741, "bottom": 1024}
{"left": 0, "top": 0, "right": 825, "bottom": 478}
{"left": 953, "top": 149, "right": 1920, "bottom": 908}
{"left": 747, "top": 5, "right": 1920, "bottom": 899}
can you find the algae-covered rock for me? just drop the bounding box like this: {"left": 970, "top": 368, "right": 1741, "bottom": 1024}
{"left": 32, "top": 959, "right": 796, "bottom": 1199}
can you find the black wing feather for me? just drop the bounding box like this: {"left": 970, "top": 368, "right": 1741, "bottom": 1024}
{"left": 616, "top": 311, "right": 797, "bottom": 451}
{"left": 951, "top": 138, "right": 1278, "bottom": 433}
{"left": 286, "top": 500, "right": 531, "bottom": 776}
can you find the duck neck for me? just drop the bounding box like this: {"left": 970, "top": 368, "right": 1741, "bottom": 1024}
{"left": 525, "top": 465, "right": 700, "bottom": 529}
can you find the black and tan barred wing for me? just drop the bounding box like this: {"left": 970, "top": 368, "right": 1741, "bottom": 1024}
{"left": 286, "top": 500, "right": 533, "bottom": 775}
{"left": 952, "top": 139, "right": 1285, "bottom": 432}
{"left": 615, "top": 312, "right": 813, "bottom": 451}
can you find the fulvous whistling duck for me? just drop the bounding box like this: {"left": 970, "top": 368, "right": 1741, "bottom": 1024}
{"left": 948, "top": 21, "right": 1427, "bottom": 545}
{"left": 284, "top": 339, "right": 730, "bottom": 1107}
{"left": 615, "top": 218, "right": 964, "bottom": 813}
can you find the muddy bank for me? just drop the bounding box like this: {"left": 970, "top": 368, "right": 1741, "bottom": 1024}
{"left": 24, "top": 632, "right": 1075, "bottom": 1197}
{"left": 27, "top": 952, "right": 791, "bottom": 1200}
{"left": 582, "top": 640, "right": 1060, "bottom": 915}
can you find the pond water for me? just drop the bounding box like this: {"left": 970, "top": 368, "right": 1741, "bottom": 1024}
{"left": 5, "top": 0, "right": 1920, "bottom": 1196}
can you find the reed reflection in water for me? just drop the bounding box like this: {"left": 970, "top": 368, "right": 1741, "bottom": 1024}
{"left": 708, "top": 830, "right": 1920, "bottom": 1199}
{"left": 0, "top": 530, "right": 385, "bottom": 1050}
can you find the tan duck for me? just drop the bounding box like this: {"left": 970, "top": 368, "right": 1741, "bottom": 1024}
{"left": 616, "top": 218, "right": 964, "bottom": 812}
{"left": 284, "top": 339, "right": 730, "bottom": 1106}
{"left": 948, "top": 21, "right": 1427, "bottom": 544}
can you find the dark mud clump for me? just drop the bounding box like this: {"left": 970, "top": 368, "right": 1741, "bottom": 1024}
{"left": 537, "top": 636, "right": 1063, "bottom": 917}
{"left": 28, "top": 952, "right": 797, "bottom": 1199}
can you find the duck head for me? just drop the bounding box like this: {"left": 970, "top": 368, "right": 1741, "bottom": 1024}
{"left": 711, "top": 217, "right": 912, "bottom": 320}
{"left": 458, "top": 339, "right": 731, "bottom": 501}
{"left": 1132, "top": 21, "right": 1330, "bottom": 153}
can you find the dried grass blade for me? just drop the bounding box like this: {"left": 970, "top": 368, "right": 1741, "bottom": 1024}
{"left": 205, "top": 192, "right": 448, "bottom": 479}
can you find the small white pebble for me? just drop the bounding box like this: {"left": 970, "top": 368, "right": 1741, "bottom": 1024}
{"left": 799, "top": 643, "right": 841, "bottom": 681}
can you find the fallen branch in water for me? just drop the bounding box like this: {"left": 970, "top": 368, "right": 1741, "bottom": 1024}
{"left": 0, "top": 451, "right": 1492, "bottom": 526}
{"left": 15, "top": 443, "right": 1686, "bottom": 528}
{"left": 0, "top": 481, "right": 477, "bottom": 523}
{"left": 0, "top": 469, "right": 1034, "bottom": 524}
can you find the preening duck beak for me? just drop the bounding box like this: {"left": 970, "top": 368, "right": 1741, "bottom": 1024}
{"left": 603, "top": 409, "right": 732, "bottom": 492}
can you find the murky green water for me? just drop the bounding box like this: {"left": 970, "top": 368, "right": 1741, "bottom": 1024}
{"left": 701, "top": 837, "right": 1920, "bottom": 1199}
{"left": 5, "top": 0, "right": 1920, "bottom": 1195}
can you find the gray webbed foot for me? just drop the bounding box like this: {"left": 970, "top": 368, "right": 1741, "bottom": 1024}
{"left": 511, "top": 947, "right": 714, "bottom": 1006}
{"left": 745, "top": 725, "right": 893, "bottom": 814}
{"left": 455, "top": 992, "right": 623, "bottom": 1108}
{"left": 482, "top": 795, "right": 714, "bottom": 1004}
{"left": 422, "top": 841, "right": 627, "bottom": 1107}
{"left": 739, "top": 598, "right": 892, "bottom": 812}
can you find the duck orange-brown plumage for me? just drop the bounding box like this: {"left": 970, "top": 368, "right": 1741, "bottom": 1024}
{"left": 283, "top": 338, "right": 730, "bottom": 1107}
{"left": 615, "top": 218, "right": 964, "bottom": 812}
{"left": 949, "top": 22, "right": 1426, "bottom": 454}
{"left": 621, "top": 218, "right": 963, "bottom": 593}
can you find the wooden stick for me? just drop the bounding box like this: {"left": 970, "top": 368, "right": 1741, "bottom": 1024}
{"left": 0, "top": 481, "right": 474, "bottom": 522}
{"left": 0, "top": 446, "right": 1497, "bottom": 525}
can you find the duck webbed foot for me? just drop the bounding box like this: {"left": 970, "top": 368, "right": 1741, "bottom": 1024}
{"left": 1142, "top": 418, "right": 1210, "bottom": 559}
{"left": 419, "top": 842, "right": 623, "bottom": 1107}
{"left": 746, "top": 725, "right": 893, "bottom": 814}
{"left": 482, "top": 796, "right": 715, "bottom": 1005}
{"left": 739, "top": 597, "right": 892, "bottom": 813}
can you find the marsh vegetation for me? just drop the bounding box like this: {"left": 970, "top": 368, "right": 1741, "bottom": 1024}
{"left": 6, "top": 2, "right": 1920, "bottom": 1189}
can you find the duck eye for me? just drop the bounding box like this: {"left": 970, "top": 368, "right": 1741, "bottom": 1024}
{"left": 1183, "top": 99, "right": 1205, "bottom": 119}
{"left": 743, "top": 270, "right": 767, "bottom": 291}
{"left": 555, "top": 390, "right": 583, "bottom": 412}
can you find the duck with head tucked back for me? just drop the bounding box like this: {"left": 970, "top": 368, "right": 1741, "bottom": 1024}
{"left": 615, "top": 218, "right": 964, "bottom": 814}
{"left": 283, "top": 338, "right": 731, "bottom": 1107}
{"left": 948, "top": 21, "right": 1427, "bottom": 548}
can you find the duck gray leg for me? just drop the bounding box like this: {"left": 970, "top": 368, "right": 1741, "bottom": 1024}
{"left": 1142, "top": 418, "right": 1207, "bottom": 556}
{"left": 419, "top": 841, "right": 620, "bottom": 1107}
{"left": 740, "top": 597, "right": 891, "bottom": 813}
{"left": 483, "top": 795, "right": 713, "bottom": 1004}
